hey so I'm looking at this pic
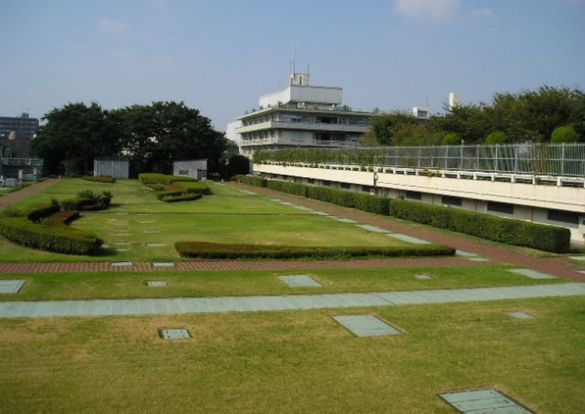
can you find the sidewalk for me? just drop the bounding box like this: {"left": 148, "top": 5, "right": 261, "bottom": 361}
{"left": 0, "top": 178, "right": 59, "bottom": 211}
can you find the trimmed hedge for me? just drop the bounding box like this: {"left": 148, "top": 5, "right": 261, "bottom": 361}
{"left": 160, "top": 193, "right": 203, "bottom": 203}
{"left": 45, "top": 210, "right": 80, "bottom": 226}
{"left": 389, "top": 199, "right": 570, "bottom": 253}
{"left": 236, "top": 175, "right": 267, "bottom": 187}
{"left": 0, "top": 216, "right": 103, "bottom": 254}
{"left": 26, "top": 203, "right": 61, "bottom": 223}
{"left": 83, "top": 175, "right": 116, "bottom": 183}
{"left": 241, "top": 177, "right": 570, "bottom": 253}
{"left": 175, "top": 241, "right": 454, "bottom": 259}
{"left": 139, "top": 173, "right": 199, "bottom": 185}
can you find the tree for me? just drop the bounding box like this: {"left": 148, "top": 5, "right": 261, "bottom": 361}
{"left": 32, "top": 103, "right": 122, "bottom": 175}
{"left": 442, "top": 132, "right": 461, "bottom": 146}
{"left": 484, "top": 131, "right": 508, "bottom": 145}
{"left": 551, "top": 126, "right": 580, "bottom": 143}
{"left": 227, "top": 155, "right": 250, "bottom": 177}
{"left": 391, "top": 123, "right": 442, "bottom": 146}
{"left": 115, "top": 101, "right": 228, "bottom": 176}
{"left": 362, "top": 112, "right": 417, "bottom": 146}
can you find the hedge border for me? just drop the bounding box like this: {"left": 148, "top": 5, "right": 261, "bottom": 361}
{"left": 238, "top": 177, "right": 571, "bottom": 253}
{"left": 175, "top": 241, "right": 454, "bottom": 259}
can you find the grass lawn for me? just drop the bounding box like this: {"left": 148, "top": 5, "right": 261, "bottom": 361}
{"left": 0, "top": 179, "right": 414, "bottom": 262}
{"left": 0, "top": 265, "right": 566, "bottom": 302}
{"left": 0, "top": 296, "right": 583, "bottom": 413}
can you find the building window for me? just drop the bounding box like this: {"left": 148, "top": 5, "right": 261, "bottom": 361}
{"left": 487, "top": 201, "right": 514, "bottom": 214}
{"left": 341, "top": 183, "right": 350, "bottom": 189}
{"left": 361, "top": 185, "right": 370, "bottom": 193}
{"left": 442, "top": 196, "right": 462, "bottom": 206}
{"left": 547, "top": 209, "right": 579, "bottom": 225}
{"left": 405, "top": 191, "right": 422, "bottom": 200}
{"left": 307, "top": 179, "right": 315, "bottom": 184}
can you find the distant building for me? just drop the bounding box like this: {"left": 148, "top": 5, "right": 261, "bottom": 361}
{"left": 0, "top": 113, "right": 39, "bottom": 158}
{"left": 448, "top": 92, "right": 460, "bottom": 111}
{"left": 173, "top": 159, "right": 207, "bottom": 180}
{"left": 234, "top": 72, "right": 373, "bottom": 158}
{"left": 93, "top": 157, "right": 129, "bottom": 179}
{"left": 412, "top": 106, "right": 429, "bottom": 119}
{"left": 225, "top": 120, "right": 242, "bottom": 149}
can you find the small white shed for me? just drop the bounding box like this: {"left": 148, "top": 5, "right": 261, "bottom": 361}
{"left": 173, "top": 159, "right": 207, "bottom": 180}
{"left": 93, "top": 158, "right": 129, "bottom": 179}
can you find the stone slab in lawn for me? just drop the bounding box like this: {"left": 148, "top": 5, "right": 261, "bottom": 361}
{"left": 385, "top": 233, "right": 430, "bottom": 245}
{"left": 146, "top": 280, "right": 168, "bottom": 288}
{"left": 467, "top": 257, "right": 490, "bottom": 262}
{"left": 111, "top": 262, "right": 133, "bottom": 267}
{"left": 508, "top": 311, "right": 535, "bottom": 320}
{"left": 439, "top": 389, "right": 533, "bottom": 413}
{"left": 239, "top": 190, "right": 257, "bottom": 195}
{"left": 139, "top": 220, "right": 155, "bottom": 224}
{"left": 147, "top": 243, "right": 165, "bottom": 248}
{"left": 456, "top": 250, "right": 476, "bottom": 257}
{"left": 333, "top": 315, "right": 401, "bottom": 337}
{"left": 569, "top": 256, "right": 585, "bottom": 261}
{"left": 279, "top": 275, "right": 322, "bottom": 288}
{"left": 143, "top": 230, "right": 160, "bottom": 234}
{"left": 356, "top": 224, "right": 391, "bottom": 233}
{"left": 333, "top": 217, "right": 358, "bottom": 224}
{"left": 312, "top": 211, "right": 330, "bottom": 216}
{"left": 415, "top": 274, "right": 433, "bottom": 280}
{"left": 0, "top": 280, "right": 25, "bottom": 294}
{"left": 509, "top": 268, "right": 557, "bottom": 280}
{"left": 159, "top": 328, "right": 191, "bottom": 340}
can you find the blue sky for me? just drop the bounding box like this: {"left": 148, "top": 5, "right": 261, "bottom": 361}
{"left": 1, "top": 0, "right": 584, "bottom": 131}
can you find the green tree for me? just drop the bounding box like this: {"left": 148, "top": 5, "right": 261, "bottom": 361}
{"left": 551, "top": 126, "right": 580, "bottom": 143}
{"left": 362, "top": 112, "right": 417, "bottom": 146}
{"left": 442, "top": 132, "right": 461, "bottom": 146}
{"left": 484, "top": 131, "right": 508, "bottom": 145}
{"left": 32, "top": 103, "right": 122, "bottom": 175}
{"left": 392, "top": 123, "right": 442, "bottom": 146}
{"left": 227, "top": 155, "right": 250, "bottom": 177}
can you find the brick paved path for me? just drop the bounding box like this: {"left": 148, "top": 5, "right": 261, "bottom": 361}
{"left": 0, "top": 178, "right": 59, "bottom": 211}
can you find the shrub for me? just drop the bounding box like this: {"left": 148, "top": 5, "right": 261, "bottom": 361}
{"left": 175, "top": 241, "right": 454, "bottom": 259}
{"left": 161, "top": 193, "right": 203, "bottom": 203}
{"left": 62, "top": 190, "right": 112, "bottom": 211}
{"left": 139, "top": 173, "right": 199, "bottom": 185}
{"left": 0, "top": 216, "right": 103, "bottom": 254}
{"left": 442, "top": 133, "right": 461, "bottom": 146}
{"left": 83, "top": 175, "right": 116, "bottom": 183}
{"left": 236, "top": 175, "right": 267, "bottom": 187}
{"left": 485, "top": 131, "right": 507, "bottom": 145}
{"left": 389, "top": 199, "right": 570, "bottom": 253}
{"left": 26, "top": 204, "right": 61, "bottom": 223}
{"left": 551, "top": 126, "right": 580, "bottom": 143}
{"left": 45, "top": 210, "right": 80, "bottom": 226}
{"left": 266, "top": 180, "right": 307, "bottom": 196}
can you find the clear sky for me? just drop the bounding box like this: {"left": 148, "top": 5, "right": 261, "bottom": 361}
{"left": 1, "top": 0, "right": 584, "bottom": 131}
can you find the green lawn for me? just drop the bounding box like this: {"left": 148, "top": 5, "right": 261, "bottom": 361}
{"left": 0, "top": 179, "right": 412, "bottom": 262}
{"left": 0, "top": 265, "right": 566, "bottom": 302}
{"left": 0, "top": 296, "right": 583, "bottom": 413}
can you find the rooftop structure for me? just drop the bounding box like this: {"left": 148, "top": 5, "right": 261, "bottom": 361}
{"left": 235, "top": 72, "right": 373, "bottom": 158}
{"left": 0, "top": 113, "right": 39, "bottom": 158}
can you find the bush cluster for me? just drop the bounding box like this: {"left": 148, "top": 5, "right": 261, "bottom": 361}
{"left": 175, "top": 241, "right": 454, "bottom": 259}
{"left": 61, "top": 190, "right": 113, "bottom": 211}
{"left": 0, "top": 206, "right": 102, "bottom": 255}
{"left": 140, "top": 173, "right": 210, "bottom": 203}
{"left": 240, "top": 178, "right": 571, "bottom": 253}
{"left": 83, "top": 175, "right": 116, "bottom": 183}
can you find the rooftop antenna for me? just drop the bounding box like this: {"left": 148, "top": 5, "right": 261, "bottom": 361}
{"left": 425, "top": 94, "right": 429, "bottom": 108}
{"left": 307, "top": 63, "right": 310, "bottom": 76}
{"left": 293, "top": 45, "right": 297, "bottom": 74}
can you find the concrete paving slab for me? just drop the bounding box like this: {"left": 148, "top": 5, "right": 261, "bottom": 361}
{"left": 333, "top": 217, "right": 358, "bottom": 223}
{"left": 509, "top": 268, "right": 557, "bottom": 279}
{"left": 116, "top": 248, "right": 130, "bottom": 252}
{"left": 333, "top": 315, "right": 401, "bottom": 337}
{"left": 312, "top": 211, "right": 330, "bottom": 216}
{"left": 2, "top": 283, "right": 584, "bottom": 319}
{"left": 143, "top": 230, "right": 160, "bottom": 234}
{"left": 136, "top": 213, "right": 150, "bottom": 216}
{"left": 440, "top": 389, "right": 532, "bottom": 413}
{"left": 468, "top": 257, "right": 490, "bottom": 262}
{"left": 113, "top": 242, "right": 129, "bottom": 246}
{"left": 146, "top": 280, "right": 168, "bottom": 288}
{"left": 386, "top": 233, "right": 430, "bottom": 245}
{"left": 508, "top": 311, "right": 535, "bottom": 320}
{"left": 456, "top": 250, "right": 477, "bottom": 257}
{"left": 415, "top": 274, "right": 433, "bottom": 280}
{"left": 146, "top": 243, "right": 165, "bottom": 248}
{"left": 111, "top": 262, "right": 133, "bottom": 267}
{"left": 152, "top": 262, "right": 175, "bottom": 268}
{"left": 569, "top": 256, "right": 585, "bottom": 261}
{"left": 159, "top": 328, "right": 191, "bottom": 340}
{"left": 279, "top": 275, "right": 322, "bottom": 288}
{"left": 291, "top": 205, "right": 312, "bottom": 211}
{"left": 239, "top": 190, "right": 257, "bottom": 195}
{"left": 356, "top": 224, "right": 391, "bottom": 233}
{"left": 139, "top": 220, "right": 155, "bottom": 224}
{"left": 0, "top": 280, "right": 25, "bottom": 294}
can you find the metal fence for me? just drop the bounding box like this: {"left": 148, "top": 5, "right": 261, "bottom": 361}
{"left": 373, "top": 143, "right": 585, "bottom": 177}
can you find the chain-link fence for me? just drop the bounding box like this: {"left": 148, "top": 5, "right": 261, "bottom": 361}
{"left": 373, "top": 144, "right": 585, "bottom": 177}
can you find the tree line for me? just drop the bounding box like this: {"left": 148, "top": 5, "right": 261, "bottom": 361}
{"left": 32, "top": 101, "right": 249, "bottom": 177}
{"left": 362, "top": 86, "right": 585, "bottom": 146}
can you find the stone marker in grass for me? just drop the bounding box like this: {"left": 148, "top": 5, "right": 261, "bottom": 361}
{"left": 159, "top": 328, "right": 191, "bottom": 340}
{"left": 509, "top": 268, "right": 557, "bottom": 280}
{"left": 0, "top": 280, "right": 25, "bottom": 294}
{"left": 333, "top": 315, "right": 401, "bottom": 337}
{"left": 146, "top": 243, "right": 165, "bottom": 248}
{"left": 279, "top": 275, "right": 322, "bottom": 288}
{"left": 152, "top": 262, "right": 175, "bottom": 268}
{"left": 111, "top": 262, "right": 133, "bottom": 267}
{"left": 146, "top": 281, "right": 168, "bottom": 288}
{"left": 508, "top": 311, "right": 535, "bottom": 320}
{"left": 415, "top": 274, "right": 433, "bottom": 280}
{"left": 386, "top": 233, "right": 430, "bottom": 245}
{"left": 439, "top": 389, "right": 533, "bottom": 413}
{"left": 357, "top": 224, "right": 391, "bottom": 233}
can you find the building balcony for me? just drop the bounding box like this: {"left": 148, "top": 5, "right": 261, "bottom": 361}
{"left": 236, "top": 120, "right": 368, "bottom": 134}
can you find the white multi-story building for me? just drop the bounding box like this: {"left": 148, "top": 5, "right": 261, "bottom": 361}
{"left": 235, "top": 73, "right": 372, "bottom": 158}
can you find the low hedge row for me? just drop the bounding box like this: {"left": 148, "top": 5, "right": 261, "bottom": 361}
{"left": 139, "top": 173, "right": 199, "bottom": 185}
{"left": 240, "top": 177, "right": 571, "bottom": 253}
{"left": 45, "top": 210, "right": 80, "bottom": 226}
{"left": 26, "top": 203, "right": 61, "bottom": 223}
{"left": 175, "top": 241, "right": 454, "bottom": 259}
{"left": 83, "top": 175, "right": 116, "bottom": 183}
{"left": 236, "top": 175, "right": 267, "bottom": 187}
{"left": 389, "top": 199, "right": 571, "bottom": 253}
{"left": 0, "top": 216, "right": 103, "bottom": 254}
{"left": 161, "top": 193, "right": 203, "bottom": 203}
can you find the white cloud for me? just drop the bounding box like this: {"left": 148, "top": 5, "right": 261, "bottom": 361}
{"left": 98, "top": 18, "right": 129, "bottom": 34}
{"left": 471, "top": 8, "right": 495, "bottom": 19}
{"left": 393, "top": 0, "right": 461, "bottom": 20}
